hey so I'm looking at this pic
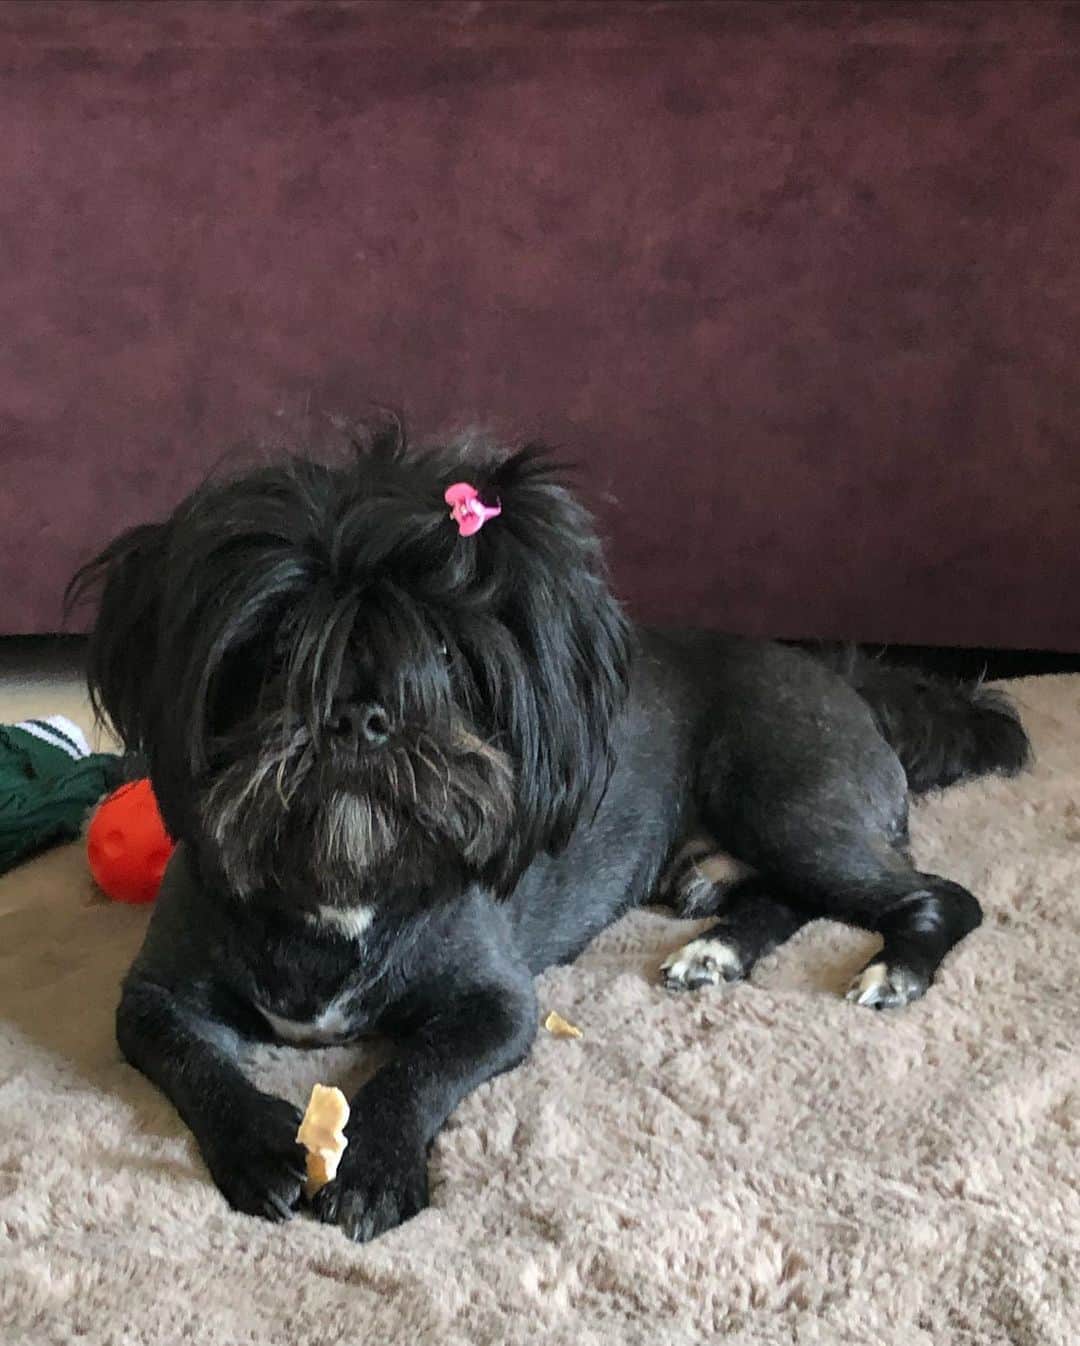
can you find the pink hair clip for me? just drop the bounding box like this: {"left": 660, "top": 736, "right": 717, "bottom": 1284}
{"left": 444, "top": 482, "right": 502, "bottom": 537}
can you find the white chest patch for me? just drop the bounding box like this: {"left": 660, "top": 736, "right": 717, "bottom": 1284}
{"left": 257, "top": 994, "right": 358, "bottom": 1046}
{"left": 304, "top": 904, "right": 375, "bottom": 941}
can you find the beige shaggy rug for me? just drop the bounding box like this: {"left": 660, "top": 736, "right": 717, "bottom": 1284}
{"left": 1, "top": 675, "right": 1078, "bottom": 1345}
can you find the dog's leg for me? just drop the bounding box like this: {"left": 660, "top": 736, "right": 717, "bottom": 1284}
{"left": 660, "top": 877, "right": 812, "bottom": 990}
{"left": 842, "top": 874, "right": 983, "bottom": 1009}
{"left": 689, "top": 647, "right": 985, "bottom": 1009}
{"left": 706, "top": 782, "right": 983, "bottom": 1008}
{"left": 709, "top": 845, "right": 983, "bottom": 1011}
{"left": 310, "top": 976, "right": 538, "bottom": 1243}
{"left": 117, "top": 977, "right": 307, "bottom": 1220}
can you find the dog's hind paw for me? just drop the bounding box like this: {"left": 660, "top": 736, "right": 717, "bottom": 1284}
{"left": 661, "top": 937, "right": 745, "bottom": 992}
{"left": 845, "top": 960, "right": 928, "bottom": 1010}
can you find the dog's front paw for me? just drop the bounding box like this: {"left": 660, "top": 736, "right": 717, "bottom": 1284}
{"left": 200, "top": 1093, "right": 307, "bottom": 1223}
{"left": 310, "top": 1126, "right": 429, "bottom": 1243}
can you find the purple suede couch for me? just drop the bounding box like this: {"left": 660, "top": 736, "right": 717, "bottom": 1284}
{"left": 2, "top": 1, "right": 1078, "bottom": 647}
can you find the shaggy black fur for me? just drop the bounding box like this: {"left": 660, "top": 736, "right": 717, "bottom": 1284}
{"left": 809, "top": 645, "right": 1030, "bottom": 794}
{"left": 68, "top": 422, "right": 1030, "bottom": 1242}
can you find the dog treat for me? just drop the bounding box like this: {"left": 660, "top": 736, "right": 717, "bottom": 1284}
{"left": 543, "top": 1010, "right": 583, "bottom": 1039}
{"left": 296, "top": 1084, "right": 350, "bottom": 1196}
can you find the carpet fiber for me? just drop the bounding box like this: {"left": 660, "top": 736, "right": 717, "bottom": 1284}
{"left": 1, "top": 676, "right": 1077, "bottom": 1344}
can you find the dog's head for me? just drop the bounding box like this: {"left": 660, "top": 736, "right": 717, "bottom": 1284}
{"left": 69, "top": 423, "right": 632, "bottom": 909}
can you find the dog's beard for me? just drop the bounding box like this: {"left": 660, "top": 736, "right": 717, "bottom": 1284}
{"left": 199, "top": 722, "right": 515, "bottom": 902}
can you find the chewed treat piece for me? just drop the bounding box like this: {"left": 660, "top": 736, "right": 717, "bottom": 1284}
{"left": 296, "top": 1084, "right": 350, "bottom": 1196}
{"left": 543, "top": 1010, "right": 583, "bottom": 1039}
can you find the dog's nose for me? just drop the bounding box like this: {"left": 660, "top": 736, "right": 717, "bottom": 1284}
{"left": 332, "top": 702, "right": 390, "bottom": 746}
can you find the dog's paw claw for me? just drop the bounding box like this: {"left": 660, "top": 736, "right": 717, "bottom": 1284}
{"left": 660, "top": 937, "right": 744, "bottom": 992}
{"left": 845, "top": 960, "right": 927, "bottom": 1010}
{"left": 311, "top": 1147, "right": 429, "bottom": 1243}
{"left": 203, "top": 1094, "right": 307, "bottom": 1223}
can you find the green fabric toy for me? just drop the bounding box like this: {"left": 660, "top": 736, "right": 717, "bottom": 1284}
{"left": 0, "top": 716, "right": 124, "bottom": 874}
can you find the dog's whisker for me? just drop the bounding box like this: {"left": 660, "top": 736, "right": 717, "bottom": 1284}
{"left": 395, "top": 748, "right": 418, "bottom": 805}
{"left": 415, "top": 734, "right": 452, "bottom": 786}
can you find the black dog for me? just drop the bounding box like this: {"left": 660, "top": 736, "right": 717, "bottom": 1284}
{"left": 69, "top": 423, "right": 1029, "bottom": 1242}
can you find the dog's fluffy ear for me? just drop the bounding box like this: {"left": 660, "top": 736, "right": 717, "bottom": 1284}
{"left": 470, "top": 448, "right": 633, "bottom": 889}
{"left": 66, "top": 523, "right": 170, "bottom": 756}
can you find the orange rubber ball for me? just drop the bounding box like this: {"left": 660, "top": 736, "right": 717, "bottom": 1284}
{"left": 87, "top": 778, "right": 175, "bottom": 904}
